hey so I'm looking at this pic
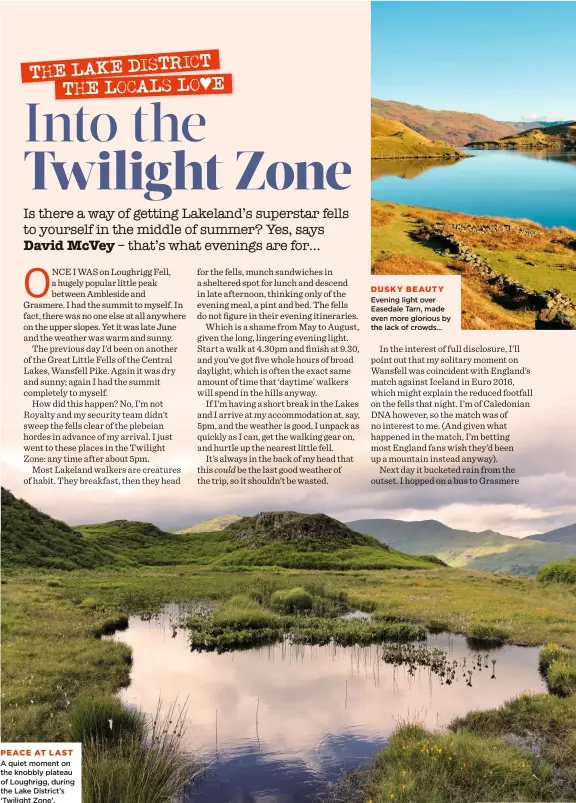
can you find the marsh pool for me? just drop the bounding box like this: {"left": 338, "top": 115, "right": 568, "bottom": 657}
{"left": 111, "top": 608, "right": 546, "bottom": 803}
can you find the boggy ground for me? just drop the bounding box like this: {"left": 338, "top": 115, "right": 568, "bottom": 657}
{"left": 2, "top": 564, "right": 576, "bottom": 802}
{"left": 371, "top": 201, "right": 576, "bottom": 330}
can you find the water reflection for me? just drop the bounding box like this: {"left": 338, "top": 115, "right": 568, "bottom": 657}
{"left": 371, "top": 158, "right": 457, "bottom": 181}
{"left": 509, "top": 150, "right": 576, "bottom": 166}
{"left": 112, "top": 610, "right": 546, "bottom": 803}
{"left": 371, "top": 150, "right": 576, "bottom": 229}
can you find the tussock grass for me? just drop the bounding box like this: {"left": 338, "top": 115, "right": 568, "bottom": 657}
{"left": 270, "top": 587, "right": 314, "bottom": 613}
{"left": 3, "top": 563, "right": 576, "bottom": 797}
{"left": 212, "top": 595, "right": 283, "bottom": 630}
{"left": 82, "top": 702, "right": 199, "bottom": 803}
{"left": 362, "top": 725, "right": 556, "bottom": 803}
{"left": 372, "top": 253, "right": 446, "bottom": 276}
{"left": 466, "top": 623, "right": 510, "bottom": 645}
{"left": 454, "top": 691, "right": 576, "bottom": 797}
{"left": 69, "top": 695, "right": 144, "bottom": 743}
{"left": 371, "top": 201, "right": 396, "bottom": 227}
{"left": 547, "top": 659, "right": 576, "bottom": 697}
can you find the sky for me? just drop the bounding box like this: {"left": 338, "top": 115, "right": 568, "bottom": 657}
{"left": 372, "top": 2, "right": 576, "bottom": 122}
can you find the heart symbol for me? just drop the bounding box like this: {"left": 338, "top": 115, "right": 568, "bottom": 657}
{"left": 200, "top": 77, "right": 212, "bottom": 90}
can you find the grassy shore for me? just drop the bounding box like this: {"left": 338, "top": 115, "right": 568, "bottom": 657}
{"left": 371, "top": 200, "right": 576, "bottom": 330}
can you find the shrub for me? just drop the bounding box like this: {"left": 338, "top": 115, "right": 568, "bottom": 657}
{"left": 538, "top": 558, "right": 576, "bottom": 586}
{"left": 270, "top": 587, "right": 314, "bottom": 614}
{"left": 69, "top": 696, "right": 144, "bottom": 744}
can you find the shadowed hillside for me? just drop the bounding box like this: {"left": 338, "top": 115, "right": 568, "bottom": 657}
{"left": 528, "top": 523, "right": 576, "bottom": 545}
{"left": 1, "top": 488, "right": 114, "bottom": 571}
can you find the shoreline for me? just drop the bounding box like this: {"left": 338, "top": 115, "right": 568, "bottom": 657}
{"left": 371, "top": 154, "right": 470, "bottom": 161}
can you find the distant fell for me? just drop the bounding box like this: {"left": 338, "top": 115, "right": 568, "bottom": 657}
{"left": 371, "top": 114, "right": 461, "bottom": 159}
{"left": 348, "top": 518, "right": 576, "bottom": 576}
{"left": 175, "top": 515, "right": 241, "bottom": 534}
{"left": 1, "top": 488, "right": 113, "bottom": 571}
{"left": 528, "top": 523, "right": 576, "bottom": 545}
{"left": 371, "top": 99, "right": 518, "bottom": 146}
{"left": 513, "top": 119, "right": 575, "bottom": 132}
{"left": 469, "top": 122, "right": 576, "bottom": 150}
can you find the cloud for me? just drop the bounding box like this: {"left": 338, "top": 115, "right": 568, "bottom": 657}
{"left": 521, "top": 114, "right": 554, "bottom": 122}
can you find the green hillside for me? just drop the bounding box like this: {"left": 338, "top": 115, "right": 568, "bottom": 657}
{"left": 1, "top": 504, "right": 440, "bottom": 573}
{"left": 348, "top": 518, "right": 576, "bottom": 576}
{"left": 1, "top": 488, "right": 114, "bottom": 571}
{"left": 371, "top": 114, "right": 462, "bottom": 159}
{"left": 469, "top": 121, "right": 576, "bottom": 150}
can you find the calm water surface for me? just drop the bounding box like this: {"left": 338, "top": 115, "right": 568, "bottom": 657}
{"left": 112, "top": 608, "right": 546, "bottom": 803}
{"left": 371, "top": 150, "right": 576, "bottom": 230}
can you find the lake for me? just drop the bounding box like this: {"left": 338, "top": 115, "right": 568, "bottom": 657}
{"left": 371, "top": 150, "right": 576, "bottom": 230}
{"left": 111, "top": 608, "right": 547, "bottom": 803}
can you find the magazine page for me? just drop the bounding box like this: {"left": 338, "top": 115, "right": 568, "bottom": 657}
{"left": 1, "top": 2, "right": 575, "bottom": 802}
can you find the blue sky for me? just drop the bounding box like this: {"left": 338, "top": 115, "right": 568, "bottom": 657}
{"left": 372, "top": 2, "right": 576, "bottom": 122}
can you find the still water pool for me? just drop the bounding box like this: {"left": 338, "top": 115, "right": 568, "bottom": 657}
{"left": 112, "top": 608, "right": 546, "bottom": 803}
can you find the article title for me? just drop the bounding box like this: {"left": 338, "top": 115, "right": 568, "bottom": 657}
{"left": 24, "top": 102, "right": 352, "bottom": 201}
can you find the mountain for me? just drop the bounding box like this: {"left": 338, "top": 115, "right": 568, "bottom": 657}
{"left": 347, "top": 518, "right": 576, "bottom": 576}
{"left": 371, "top": 114, "right": 462, "bottom": 159}
{"left": 371, "top": 99, "right": 519, "bottom": 146}
{"left": 175, "top": 515, "right": 241, "bottom": 534}
{"left": 527, "top": 523, "right": 576, "bottom": 545}
{"left": 469, "top": 122, "right": 576, "bottom": 150}
{"left": 1, "top": 488, "right": 114, "bottom": 571}
{"left": 513, "top": 120, "right": 575, "bottom": 132}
